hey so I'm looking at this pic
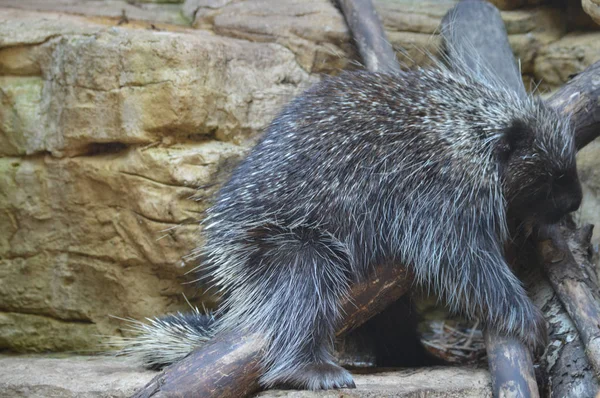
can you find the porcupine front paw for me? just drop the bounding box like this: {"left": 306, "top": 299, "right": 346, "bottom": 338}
{"left": 274, "top": 362, "right": 356, "bottom": 390}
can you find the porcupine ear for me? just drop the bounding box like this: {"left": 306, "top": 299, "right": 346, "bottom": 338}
{"left": 495, "top": 119, "right": 531, "bottom": 164}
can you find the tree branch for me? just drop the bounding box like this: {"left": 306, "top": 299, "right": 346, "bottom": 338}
{"left": 536, "top": 223, "right": 600, "bottom": 378}
{"left": 547, "top": 62, "right": 600, "bottom": 150}
{"left": 335, "top": 0, "right": 400, "bottom": 73}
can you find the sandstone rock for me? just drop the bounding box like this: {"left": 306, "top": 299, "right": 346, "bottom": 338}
{"left": 0, "top": 77, "right": 44, "bottom": 155}
{"left": 534, "top": 32, "right": 600, "bottom": 89}
{"left": 487, "top": 0, "right": 546, "bottom": 10}
{"left": 0, "top": 7, "right": 315, "bottom": 352}
{"left": 257, "top": 367, "right": 492, "bottom": 397}
{"left": 0, "top": 355, "right": 155, "bottom": 398}
{"left": 0, "top": 0, "right": 189, "bottom": 26}
{"left": 0, "top": 355, "right": 492, "bottom": 398}
{"left": 0, "top": 9, "right": 105, "bottom": 48}
{"left": 0, "top": 312, "right": 100, "bottom": 352}
{"left": 0, "top": 9, "right": 316, "bottom": 157}
{"left": 192, "top": 0, "right": 563, "bottom": 74}
{"left": 0, "top": 143, "right": 245, "bottom": 350}
{"left": 192, "top": 0, "right": 355, "bottom": 74}
{"left": 583, "top": 0, "right": 600, "bottom": 26}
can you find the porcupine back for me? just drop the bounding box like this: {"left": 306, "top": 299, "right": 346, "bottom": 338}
{"left": 204, "top": 66, "right": 557, "bottom": 298}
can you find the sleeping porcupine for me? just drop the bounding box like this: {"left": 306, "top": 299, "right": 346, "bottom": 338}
{"left": 122, "top": 67, "right": 582, "bottom": 390}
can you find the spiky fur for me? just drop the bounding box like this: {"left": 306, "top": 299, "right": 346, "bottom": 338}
{"left": 112, "top": 309, "right": 215, "bottom": 370}
{"left": 120, "top": 66, "right": 582, "bottom": 390}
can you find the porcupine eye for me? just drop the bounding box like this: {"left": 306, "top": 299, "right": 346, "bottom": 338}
{"left": 496, "top": 119, "right": 529, "bottom": 168}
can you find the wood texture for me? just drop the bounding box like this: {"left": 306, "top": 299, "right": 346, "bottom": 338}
{"left": 336, "top": 0, "right": 400, "bottom": 73}
{"left": 485, "top": 332, "right": 539, "bottom": 398}
{"left": 441, "top": 0, "right": 527, "bottom": 98}
{"left": 527, "top": 268, "right": 600, "bottom": 397}
{"left": 547, "top": 61, "right": 600, "bottom": 150}
{"left": 536, "top": 223, "right": 600, "bottom": 378}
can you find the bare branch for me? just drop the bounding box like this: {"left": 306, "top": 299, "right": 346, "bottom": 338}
{"left": 335, "top": 0, "right": 400, "bottom": 73}
{"left": 547, "top": 62, "right": 600, "bottom": 150}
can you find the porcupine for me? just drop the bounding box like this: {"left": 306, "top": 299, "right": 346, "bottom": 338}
{"left": 119, "top": 66, "right": 582, "bottom": 390}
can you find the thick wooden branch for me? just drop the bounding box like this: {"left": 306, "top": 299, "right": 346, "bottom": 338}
{"left": 528, "top": 268, "right": 600, "bottom": 397}
{"left": 132, "top": 265, "right": 412, "bottom": 398}
{"left": 536, "top": 223, "right": 600, "bottom": 378}
{"left": 484, "top": 332, "right": 539, "bottom": 397}
{"left": 547, "top": 61, "right": 600, "bottom": 150}
{"left": 441, "top": 0, "right": 527, "bottom": 99}
{"left": 336, "top": 0, "right": 400, "bottom": 73}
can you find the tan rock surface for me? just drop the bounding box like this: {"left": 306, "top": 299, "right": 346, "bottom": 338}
{"left": 583, "top": 0, "right": 600, "bottom": 26}
{"left": 0, "top": 0, "right": 189, "bottom": 26}
{"left": 0, "top": 354, "right": 156, "bottom": 398}
{"left": 0, "top": 142, "right": 247, "bottom": 350}
{"left": 0, "top": 354, "right": 491, "bottom": 398}
{"left": 247, "top": 368, "right": 492, "bottom": 397}
{"left": 0, "top": 9, "right": 315, "bottom": 157}
{"left": 192, "top": 0, "right": 564, "bottom": 73}
{"left": 0, "top": 7, "right": 312, "bottom": 353}
{"left": 534, "top": 32, "right": 600, "bottom": 89}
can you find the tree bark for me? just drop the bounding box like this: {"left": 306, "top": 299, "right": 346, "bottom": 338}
{"left": 441, "top": 0, "right": 527, "bottom": 99}
{"left": 547, "top": 62, "right": 600, "bottom": 150}
{"left": 528, "top": 268, "right": 600, "bottom": 398}
{"left": 485, "top": 332, "right": 539, "bottom": 397}
{"left": 335, "top": 0, "right": 400, "bottom": 73}
{"left": 536, "top": 223, "right": 600, "bottom": 379}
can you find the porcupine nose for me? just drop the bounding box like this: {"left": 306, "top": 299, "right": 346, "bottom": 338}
{"left": 565, "top": 187, "right": 582, "bottom": 213}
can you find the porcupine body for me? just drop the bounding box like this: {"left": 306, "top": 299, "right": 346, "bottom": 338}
{"left": 125, "top": 66, "right": 582, "bottom": 390}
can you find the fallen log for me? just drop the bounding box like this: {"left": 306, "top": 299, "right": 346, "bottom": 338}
{"left": 547, "top": 62, "right": 600, "bottom": 150}
{"left": 336, "top": 0, "right": 400, "bottom": 73}
{"left": 536, "top": 223, "right": 600, "bottom": 378}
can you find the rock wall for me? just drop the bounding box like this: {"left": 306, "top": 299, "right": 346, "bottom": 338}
{"left": 1, "top": 0, "right": 599, "bottom": 352}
